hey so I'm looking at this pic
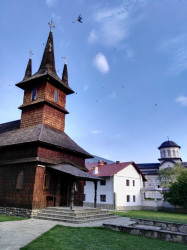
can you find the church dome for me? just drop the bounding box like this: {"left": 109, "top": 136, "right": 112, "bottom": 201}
{"left": 158, "top": 140, "right": 180, "bottom": 149}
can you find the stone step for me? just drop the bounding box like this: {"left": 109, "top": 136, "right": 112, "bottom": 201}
{"left": 39, "top": 210, "right": 109, "bottom": 217}
{"left": 35, "top": 212, "right": 114, "bottom": 221}
{"left": 44, "top": 207, "right": 103, "bottom": 213}
{"left": 35, "top": 214, "right": 117, "bottom": 224}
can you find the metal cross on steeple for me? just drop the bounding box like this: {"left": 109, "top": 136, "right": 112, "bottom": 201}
{"left": 48, "top": 19, "right": 55, "bottom": 32}
{"left": 62, "top": 56, "right": 67, "bottom": 64}
{"left": 167, "top": 136, "right": 170, "bottom": 141}
{"left": 29, "top": 50, "right": 33, "bottom": 59}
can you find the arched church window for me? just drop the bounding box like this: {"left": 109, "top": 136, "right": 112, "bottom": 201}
{"left": 167, "top": 150, "right": 171, "bottom": 157}
{"left": 16, "top": 171, "right": 24, "bottom": 189}
{"left": 54, "top": 90, "right": 58, "bottom": 102}
{"left": 163, "top": 150, "right": 166, "bottom": 157}
{"left": 173, "top": 150, "right": 176, "bottom": 157}
{"left": 32, "top": 88, "right": 37, "bottom": 101}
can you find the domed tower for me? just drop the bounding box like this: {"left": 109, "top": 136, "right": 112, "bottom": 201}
{"left": 158, "top": 140, "right": 182, "bottom": 165}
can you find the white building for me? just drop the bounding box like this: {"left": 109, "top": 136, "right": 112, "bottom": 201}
{"left": 137, "top": 140, "right": 187, "bottom": 201}
{"left": 84, "top": 161, "right": 146, "bottom": 210}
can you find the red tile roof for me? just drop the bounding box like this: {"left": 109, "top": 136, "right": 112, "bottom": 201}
{"left": 86, "top": 161, "right": 146, "bottom": 181}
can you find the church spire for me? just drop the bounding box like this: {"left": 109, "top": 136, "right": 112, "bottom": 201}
{"left": 38, "top": 20, "right": 56, "bottom": 74}
{"left": 23, "top": 51, "right": 32, "bottom": 80}
{"left": 62, "top": 57, "right": 69, "bottom": 86}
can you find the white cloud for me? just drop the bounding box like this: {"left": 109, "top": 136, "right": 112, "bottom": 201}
{"left": 109, "top": 92, "right": 116, "bottom": 99}
{"left": 88, "top": 30, "right": 98, "bottom": 44}
{"left": 160, "top": 34, "right": 187, "bottom": 75}
{"left": 91, "top": 130, "right": 102, "bottom": 134}
{"left": 93, "top": 53, "right": 109, "bottom": 73}
{"left": 175, "top": 96, "right": 187, "bottom": 106}
{"left": 46, "top": 0, "right": 57, "bottom": 7}
{"left": 90, "top": 1, "right": 145, "bottom": 46}
{"left": 84, "top": 84, "right": 89, "bottom": 91}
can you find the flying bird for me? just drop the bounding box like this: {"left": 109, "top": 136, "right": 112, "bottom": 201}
{"left": 72, "top": 15, "right": 83, "bottom": 23}
{"left": 77, "top": 15, "right": 83, "bottom": 23}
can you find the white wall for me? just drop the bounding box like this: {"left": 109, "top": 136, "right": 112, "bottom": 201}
{"left": 84, "top": 178, "right": 114, "bottom": 205}
{"left": 144, "top": 174, "right": 162, "bottom": 199}
{"left": 113, "top": 164, "right": 143, "bottom": 208}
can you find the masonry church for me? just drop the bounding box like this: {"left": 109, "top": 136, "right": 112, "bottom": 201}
{"left": 0, "top": 22, "right": 98, "bottom": 217}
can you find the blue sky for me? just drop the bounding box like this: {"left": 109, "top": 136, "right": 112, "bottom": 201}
{"left": 1, "top": 0, "right": 187, "bottom": 163}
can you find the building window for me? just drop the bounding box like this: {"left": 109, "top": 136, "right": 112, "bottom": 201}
{"left": 83, "top": 194, "right": 86, "bottom": 201}
{"left": 16, "top": 171, "right": 24, "bottom": 189}
{"left": 54, "top": 90, "right": 58, "bottom": 102}
{"left": 133, "top": 195, "right": 136, "bottom": 202}
{"left": 100, "top": 180, "right": 106, "bottom": 186}
{"left": 173, "top": 150, "right": 176, "bottom": 157}
{"left": 43, "top": 174, "right": 50, "bottom": 189}
{"left": 163, "top": 150, "right": 166, "bottom": 157}
{"left": 168, "top": 150, "right": 171, "bottom": 157}
{"left": 126, "top": 179, "right": 130, "bottom": 186}
{"left": 32, "top": 88, "right": 37, "bottom": 101}
{"left": 127, "top": 195, "right": 130, "bottom": 202}
{"left": 133, "top": 180, "right": 135, "bottom": 186}
{"left": 100, "top": 195, "right": 106, "bottom": 202}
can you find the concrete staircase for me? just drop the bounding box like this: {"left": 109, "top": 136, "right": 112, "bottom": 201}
{"left": 34, "top": 207, "right": 116, "bottom": 224}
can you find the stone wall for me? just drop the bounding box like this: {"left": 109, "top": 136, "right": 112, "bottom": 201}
{"left": 0, "top": 206, "right": 41, "bottom": 218}
{"left": 103, "top": 223, "right": 187, "bottom": 244}
{"left": 83, "top": 202, "right": 114, "bottom": 210}
{"left": 133, "top": 218, "right": 187, "bottom": 234}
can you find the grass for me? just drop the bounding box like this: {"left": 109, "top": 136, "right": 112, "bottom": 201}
{"left": 111, "top": 210, "right": 187, "bottom": 224}
{"left": 0, "top": 215, "right": 28, "bottom": 222}
{"left": 21, "top": 225, "right": 187, "bottom": 250}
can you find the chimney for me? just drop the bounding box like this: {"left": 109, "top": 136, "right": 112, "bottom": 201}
{"left": 116, "top": 161, "right": 120, "bottom": 164}
{"left": 93, "top": 166, "right": 99, "bottom": 174}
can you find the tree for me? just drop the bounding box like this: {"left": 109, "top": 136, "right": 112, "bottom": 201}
{"left": 164, "top": 171, "right": 187, "bottom": 208}
{"left": 158, "top": 163, "right": 186, "bottom": 188}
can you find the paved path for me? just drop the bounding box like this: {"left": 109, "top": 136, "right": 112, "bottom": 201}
{"left": 0, "top": 217, "right": 133, "bottom": 250}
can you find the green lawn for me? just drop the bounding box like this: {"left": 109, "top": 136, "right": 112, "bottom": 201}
{"left": 21, "top": 225, "right": 187, "bottom": 250}
{"left": 111, "top": 210, "right": 187, "bottom": 224}
{"left": 0, "top": 215, "right": 28, "bottom": 222}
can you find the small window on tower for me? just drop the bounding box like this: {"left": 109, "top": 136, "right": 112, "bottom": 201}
{"left": 54, "top": 90, "right": 58, "bottom": 102}
{"left": 32, "top": 88, "right": 37, "bottom": 101}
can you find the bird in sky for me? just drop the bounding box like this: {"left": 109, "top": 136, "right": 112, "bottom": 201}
{"left": 77, "top": 15, "right": 83, "bottom": 23}
{"left": 72, "top": 15, "right": 83, "bottom": 23}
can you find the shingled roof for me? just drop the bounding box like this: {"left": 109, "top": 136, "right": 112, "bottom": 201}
{"left": 0, "top": 123, "right": 93, "bottom": 158}
{"left": 16, "top": 30, "right": 74, "bottom": 95}
{"left": 0, "top": 120, "right": 20, "bottom": 134}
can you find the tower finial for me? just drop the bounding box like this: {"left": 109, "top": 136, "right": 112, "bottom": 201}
{"left": 29, "top": 50, "right": 33, "bottom": 59}
{"left": 62, "top": 56, "right": 67, "bottom": 64}
{"left": 167, "top": 136, "right": 169, "bottom": 141}
{"left": 48, "top": 19, "right": 55, "bottom": 32}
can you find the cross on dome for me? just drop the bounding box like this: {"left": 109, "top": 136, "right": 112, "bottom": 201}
{"left": 48, "top": 19, "right": 55, "bottom": 32}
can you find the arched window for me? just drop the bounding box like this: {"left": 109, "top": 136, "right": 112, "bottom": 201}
{"left": 54, "top": 90, "right": 58, "bottom": 102}
{"left": 162, "top": 150, "right": 166, "bottom": 157}
{"left": 32, "top": 88, "right": 37, "bottom": 101}
{"left": 173, "top": 150, "right": 176, "bottom": 157}
{"left": 167, "top": 150, "right": 171, "bottom": 157}
{"left": 16, "top": 171, "right": 24, "bottom": 189}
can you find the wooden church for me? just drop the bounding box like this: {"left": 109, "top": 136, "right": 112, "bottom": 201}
{"left": 0, "top": 22, "right": 98, "bottom": 217}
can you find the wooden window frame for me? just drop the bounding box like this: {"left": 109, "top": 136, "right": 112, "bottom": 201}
{"left": 43, "top": 174, "right": 50, "bottom": 190}
{"left": 100, "top": 195, "right": 106, "bottom": 202}
{"left": 133, "top": 195, "right": 136, "bottom": 202}
{"left": 16, "top": 171, "right": 24, "bottom": 189}
{"left": 100, "top": 180, "right": 106, "bottom": 186}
